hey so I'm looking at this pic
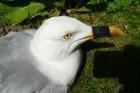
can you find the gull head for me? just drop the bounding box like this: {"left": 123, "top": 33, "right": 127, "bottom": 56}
{"left": 31, "top": 16, "right": 93, "bottom": 62}
{"left": 30, "top": 16, "right": 93, "bottom": 85}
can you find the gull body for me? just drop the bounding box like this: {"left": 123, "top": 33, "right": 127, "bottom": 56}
{"left": 0, "top": 16, "right": 93, "bottom": 93}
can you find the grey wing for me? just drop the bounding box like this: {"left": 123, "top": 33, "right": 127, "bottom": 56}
{"left": 0, "top": 31, "right": 68, "bottom": 93}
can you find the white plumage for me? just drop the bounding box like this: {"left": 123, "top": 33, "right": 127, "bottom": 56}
{"left": 0, "top": 16, "right": 93, "bottom": 93}
{"left": 30, "top": 16, "right": 93, "bottom": 85}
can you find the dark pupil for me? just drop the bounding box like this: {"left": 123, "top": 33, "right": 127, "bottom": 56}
{"left": 66, "top": 34, "right": 69, "bottom": 37}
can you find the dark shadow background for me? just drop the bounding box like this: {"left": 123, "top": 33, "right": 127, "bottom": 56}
{"left": 93, "top": 44, "right": 140, "bottom": 93}
{"left": 72, "top": 40, "right": 140, "bottom": 93}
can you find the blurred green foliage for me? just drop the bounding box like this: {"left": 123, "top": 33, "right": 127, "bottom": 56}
{"left": 128, "top": 10, "right": 140, "bottom": 32}
{"left": 3, "top": 2, "right": 45, "bottom": 25}
{"left": 0, "top": 0, "right": 139, "bottom": 25}
{"left": 107, "top": 0, "right": 139, "bottom": 12}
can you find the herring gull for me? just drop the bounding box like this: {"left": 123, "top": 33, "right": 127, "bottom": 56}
{"left": 0, "top": 16, "right": 123, "bottom": 93}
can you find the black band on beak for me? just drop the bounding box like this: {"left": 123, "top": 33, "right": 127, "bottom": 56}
{"left": 92, "top": 26, "right": 111, "bottom": 39}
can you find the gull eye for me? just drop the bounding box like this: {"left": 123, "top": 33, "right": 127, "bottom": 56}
{"left": 63, "top": 33, "right": 73, "bottom": 39}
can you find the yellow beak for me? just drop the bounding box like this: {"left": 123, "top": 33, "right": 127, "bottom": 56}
{"left": 85, "top": 34, "right": 94, "bottom": 40}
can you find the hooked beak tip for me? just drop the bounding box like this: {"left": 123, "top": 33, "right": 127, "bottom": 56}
{"left": 109, "top": 26, "right": 124, "bottom": 37}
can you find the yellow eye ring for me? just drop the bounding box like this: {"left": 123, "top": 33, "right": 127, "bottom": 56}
{"left": 63, "top": 33, "right": 73, "bottom": 39}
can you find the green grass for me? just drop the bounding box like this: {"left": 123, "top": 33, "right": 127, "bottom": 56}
{"left": 0, "top": 5, "right": 140, "bottom": 93}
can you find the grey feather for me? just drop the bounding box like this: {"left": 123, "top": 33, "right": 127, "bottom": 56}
{"left": 0, "top": 30, "right": 67, "bottom": 93}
